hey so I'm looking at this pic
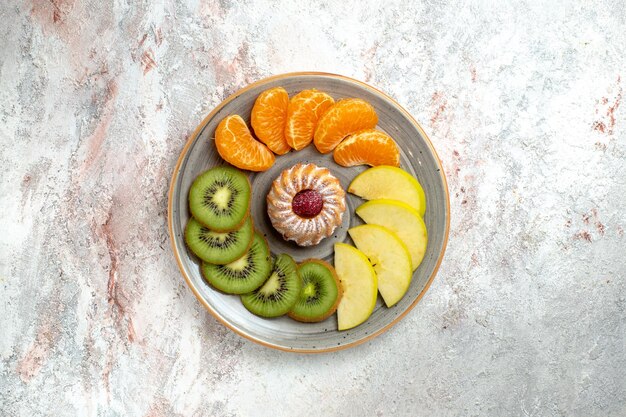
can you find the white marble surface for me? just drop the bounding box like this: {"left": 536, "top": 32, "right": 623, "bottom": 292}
{"left": 1, "top": 1, "right": 625, "bottom": 416}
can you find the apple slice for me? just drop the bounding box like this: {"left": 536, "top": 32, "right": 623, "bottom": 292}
{"left": 348, "top": 166, "right": 426, "bottom": 216}
{"left": 348, "top": 224, "right": 412, "bottom": 307}
{"left": 355, "top": 199, "right": 428, "bottom": 271}
{"left": 334, "top": 243, "right": 378, "bottom": 330}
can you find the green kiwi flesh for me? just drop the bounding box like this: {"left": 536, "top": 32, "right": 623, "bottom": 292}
{"left": 201, "top": 233, "right": 272, "bottom": 294}
{"left": 189, "top": 166, "right": 251, "bottom": 231}
{"left": 241, "top": 254, "right": 301, "bottom": 318}
{"left": 288, "top": 259, "right": 342, "bottom": 322}
{"left": 185, "top": 216, "right": 253, "bottom": 264}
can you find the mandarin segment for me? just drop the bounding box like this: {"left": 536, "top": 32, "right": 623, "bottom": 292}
{"left": 250, "top": 87, "right": 291, "bottom": 155}
{"left": 313, "top": 98, "right": 378, "bottom": 154}
{"left": 333, "top": 129, "right": 400, "bottom": 167}
{"left": 284, "top": 90, "right": 335, "bottom": 150}
{"left": 215, "top": 115, "right": 275, "bottom": 171}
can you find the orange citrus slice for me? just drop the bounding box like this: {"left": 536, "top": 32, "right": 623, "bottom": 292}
{"left": 284, "top": 90, "right": 335, "bottom": 150}
{"left": 333, "top": 129, "right": 400, "bottom": 167}
{"left": 215, "top": 115, "right": 275, "bottom": 171}
{"left": 250, "top": 87, "right": 291, "bottom": 155}
{"left": 313, "top": 98, "right": 378, "bottom": 154}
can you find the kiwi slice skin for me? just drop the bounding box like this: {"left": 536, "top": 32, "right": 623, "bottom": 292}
{"left": 185, "top": 216, "right": 254, "bottom": 264}
{"left": 240, "top": 254, "right": 301, "bottom": 318}
{"left": 189, "top": 166, "right": 251, "bottom": 232}
{"left": 201, "top": 233, "right": 272, "bottom": 294}
{"left": 288, "top": 259, "right": 343, "bottom": 323}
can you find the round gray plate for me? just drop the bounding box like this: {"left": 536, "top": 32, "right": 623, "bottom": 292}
{"left": 168, "top": 73, "right": 450, "bottom": 353}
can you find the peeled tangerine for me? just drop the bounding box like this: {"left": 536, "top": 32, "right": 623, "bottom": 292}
{"left": 348, "top": 166, "right": 427, "bottom": 217}
{"left": 334, "top": 243, "right": 378, "bottom": 331}
{"left": 250, "top": 87, "right": 291, "bottom": 155}
{"left": 215, "top": 115, "right": 275, "bottom": 171}
{"left": 333, "top": 129, "right": 400, "bottom": 167}
{"left": 355, "top": 199, "right": 428, "bottom": 271}
{"left": 348, "top": 224, "right": 412, "bottom": 308}
{"left": 313, "top": 98, "right": 378, "bottom": 154}
{"left": 284, "top": 90, "right": 335, "bottom": 150}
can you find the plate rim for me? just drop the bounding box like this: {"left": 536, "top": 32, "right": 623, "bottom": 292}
{"left": 167, "top": 71, "right": 450, "bottom": 353}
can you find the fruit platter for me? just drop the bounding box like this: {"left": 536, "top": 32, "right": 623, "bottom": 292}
{"left": 168, "top": 73, "right": 449, "bottom": 352}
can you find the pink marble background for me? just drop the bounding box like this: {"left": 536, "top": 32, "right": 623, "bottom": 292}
{"left": 1, "top": 1, "right": 625, "bottom": 416}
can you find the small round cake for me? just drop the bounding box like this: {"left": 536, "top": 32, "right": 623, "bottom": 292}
{"left": 267, "top": 163, "right": 346, "bottom": 246}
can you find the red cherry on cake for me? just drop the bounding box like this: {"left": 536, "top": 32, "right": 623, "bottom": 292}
{"left": 292, "top": 189, "right": 324, "bottom": 218}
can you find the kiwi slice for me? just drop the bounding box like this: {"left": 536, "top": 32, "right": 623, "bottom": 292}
{"left": 241, "top": 254, "right": 301, "bottom": 318}
{"left": 201, "top": 233, "right": 272, "bottom": 294}
{"left": 185, "top": 216, "right": 253, "bottom": 264}
{"left": 189, "top": 166, "right": 251, "bottom": 231}
{"left": 288, "top": 259, "right": 343, "bottom": 322}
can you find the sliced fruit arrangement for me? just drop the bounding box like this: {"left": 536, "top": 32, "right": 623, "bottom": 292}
{"left": 251, "top": 87, "right": 291, "bottom": 155}
{"left": 214, "top": 87, "right": 401, "bottom": 170}
{"left": 186, "top": 168, "right": 310, "bottom": 319}
{"left": 215, "top": 115, "right": 275, "bottom": 171}
{"left": 187, "top": 169, "right": 341, "bottom": 321}
{"left": 288, "top": 259, "right": 343, "bottom": 323}
{"left": 314, "top": 98, "right": 378, "bottom": 153}
{"left": 285, "top": 89, "right": 335, "bottom": 150}
{"left": 186, "top": 167, "right": 258, "bottom": 289}
{"left": 329, "top": 165, "right": 429, "bottom": 327}
{"left": 333, "top": 129, "right": 400, "bottom": 167}
{"left": 188, "top": 87, "right": 432, "bottom": 332}
{"left": 334, "top": 243, "right": 378, "bottom": 331}
{"left": 348, "top": 165, "right": 427, "bottom": 216}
